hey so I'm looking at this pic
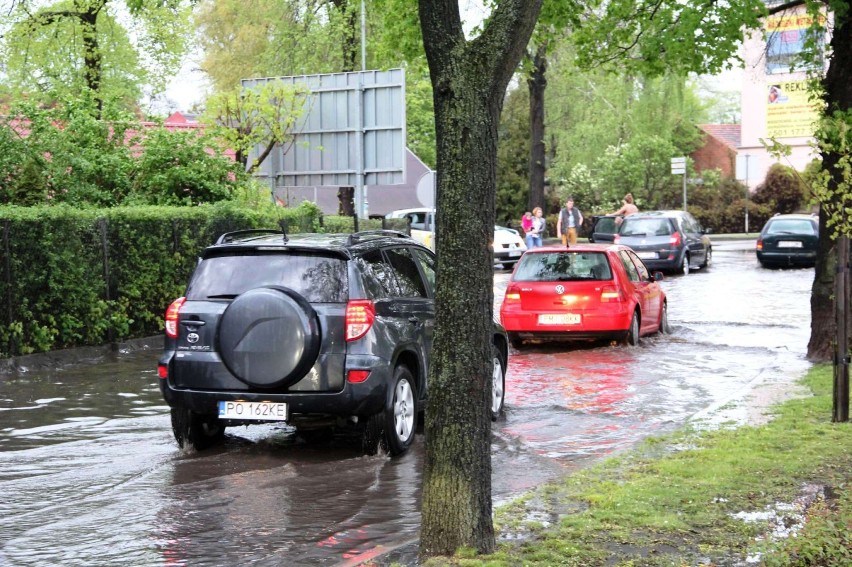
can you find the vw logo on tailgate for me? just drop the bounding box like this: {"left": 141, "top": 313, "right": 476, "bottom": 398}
{"left": 555, "top": 285, "right": 565, "bottom": 294}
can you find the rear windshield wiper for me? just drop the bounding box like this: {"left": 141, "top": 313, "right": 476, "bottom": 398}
{"left": 204, "top": 294, "right": 239, "bottom": 300}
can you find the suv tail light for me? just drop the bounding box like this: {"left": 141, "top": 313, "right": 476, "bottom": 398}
{"left": 756, "top": 238, "right": 764, "bottom": 251}
{"left": 165, "top": 297, "right": 186, "bottom": 339}
{"left": 669, "top": 231, "right": 682, "bottom": 247}
{"left": 345, "top": 300, "right": 375, "bottom": 341}
{"left": 600, "top": 284, "right": 624, "bottom": 302}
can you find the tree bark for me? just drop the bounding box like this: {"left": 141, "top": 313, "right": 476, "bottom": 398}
{"left": 418, "top": 0, "right": 541, "bottom": 558}
{"left": 527, "top": 43, "right": 547, "bottom": 212}
{"left": 810, "top": 7, "right": 852, "bottom": 362}
{"left": 808, "top": 208, "right": 836, "bottom": 361}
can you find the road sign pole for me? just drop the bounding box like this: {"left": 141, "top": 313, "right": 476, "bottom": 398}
{"left": 745, "top": 154, "right": 750, "bottom": 234}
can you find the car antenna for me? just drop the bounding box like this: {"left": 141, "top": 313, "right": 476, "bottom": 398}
{"left": 278, "top": 219, "right": 289, "bottom": 243}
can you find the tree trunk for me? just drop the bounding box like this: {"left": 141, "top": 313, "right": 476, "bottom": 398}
{"left": 80, "top": 5, "right": 104, "bottom": 116}
{"left": 808, "top": 208, "right": 835, "bottom": 361}
{"left": 331, "top": 0, "right": 358, "bottom": 71}
{"left": 810, "top": 8, "right": 852, "bottom": 362}
{"left": 418, "top": 0, "right": 541, "bottom": 558}
{"left": 527, "top": 43, "right": 547, "bottom": 212}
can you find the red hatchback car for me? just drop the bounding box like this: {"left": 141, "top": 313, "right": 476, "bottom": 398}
{"left": 500, "top": 244, "right": 670, "bottom": 347}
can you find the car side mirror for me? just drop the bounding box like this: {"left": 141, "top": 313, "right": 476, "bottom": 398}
{"left": 653, "top": 272, "right": 664, "bottom": 282}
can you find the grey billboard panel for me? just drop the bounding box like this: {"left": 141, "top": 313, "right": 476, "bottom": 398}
{"left": 242, "top": 69, "right": 405, "bottom": 187}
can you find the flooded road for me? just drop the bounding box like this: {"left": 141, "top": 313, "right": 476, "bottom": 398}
{"left": 0, "top": 242, "right": 813, "bottom": 566}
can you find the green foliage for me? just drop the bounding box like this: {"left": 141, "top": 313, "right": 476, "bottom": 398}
{"left": 687, "top": 172, "right": 767, "bottom": 234}
{"left": 131, "top": 127, "right": 242, "bottom": 205}
{"left": 571, "top": 0, "right": 766, "bottom": 77}
{"left": 0, "top": 0, "right": 192, "bottom": 109}
{"left": 544, "top": 51, "right": 708, "bottom": 214}
{"left": 496, "top": 87, "right": 532, "bottom": 224}
{"left": 0, "top": 97, "right": 244, "bottom": 207}
{"left": 753, "top": 163, "right": 808, "bottom": 215}
{"left": 0, "top": 204, "right": 323, "bottom": 357}
{"left": 406, "top": 73, "right": 437, "bottom": 169}
{"left": 810, "top": 110, "right": 852, "bottom": 238}
{"left": 201, "top": 81, "right": 311, "bottom": 173}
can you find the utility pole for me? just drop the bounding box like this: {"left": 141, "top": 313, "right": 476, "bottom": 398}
{"left": 744, "top": 154, "right": 750, "bottom": 234}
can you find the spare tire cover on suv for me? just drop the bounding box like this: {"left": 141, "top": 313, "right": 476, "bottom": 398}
{"left": 217, "top": 285, "right": 321, "bottom": 389}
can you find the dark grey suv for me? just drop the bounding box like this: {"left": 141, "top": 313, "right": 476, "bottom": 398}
{"left": 615, "top": 211, "right": 712, "bottom": 275}
{"left": 158, "top": 229, "right": 509, "bottom": 456}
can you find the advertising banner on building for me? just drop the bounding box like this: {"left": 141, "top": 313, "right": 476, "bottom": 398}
{"left": 766, "top": 80, "right": 820, "bottom": 138}
{"left": 764, "top": 11, "right": 825, "bottom": 74}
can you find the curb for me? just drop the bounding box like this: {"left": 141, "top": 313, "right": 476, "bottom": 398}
{"left": 0, "top": 335, "right": 160, "bottom": 375}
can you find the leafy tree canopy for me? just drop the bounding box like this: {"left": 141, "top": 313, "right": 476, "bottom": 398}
{"left": 1, "top": 0, "right": 192, "bottom": 110}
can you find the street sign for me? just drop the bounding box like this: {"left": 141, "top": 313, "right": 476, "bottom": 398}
{"left": 671, "top": 156, "right": 686, "bottom": 175}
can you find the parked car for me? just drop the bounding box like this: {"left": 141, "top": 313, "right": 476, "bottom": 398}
{"left": 614, "top": 210, "right": 712, "bottom": 275}
{"left": 499, "top": 244, "right": 669, "bottom": 348}
{"left": 589, "top": 214, "right": 623, "bottom": 243}
{"left": 493, "top": 225, "right": 528, "bottom": 268}
{"left": 756, "top": 213, "right": 819, "bottom": 268}
{"left": 158, "top": 229, "right": 509, "bottom": 455}
{"left": 385, "top": 208, "right": 527, "bottom": 268}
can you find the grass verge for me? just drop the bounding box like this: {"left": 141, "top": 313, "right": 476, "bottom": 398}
{"left": 430, "top": 364, "right": 852, "bottom": 566}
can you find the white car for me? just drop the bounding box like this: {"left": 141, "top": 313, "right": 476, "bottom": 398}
{"left": 385, "top": 208, "right": 527, "bottom": 269}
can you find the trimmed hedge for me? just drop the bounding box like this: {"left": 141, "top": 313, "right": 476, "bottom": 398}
{"left": 0, "top": 203, "right": 407, "bottom": 358}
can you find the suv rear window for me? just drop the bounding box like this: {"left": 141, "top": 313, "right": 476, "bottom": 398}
{"left": 514, "top": 251, "right": 612, "bottom": 281}
{"left": 186, "top": 253, "right": 348, "bottom": 302}
{"left": 620, "top": 218, "right": 672, "bottom": 237}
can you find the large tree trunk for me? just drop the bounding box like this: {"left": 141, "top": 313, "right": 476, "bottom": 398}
{"left": 808, "top": 208, "right": 836, "bottom": 361}
{"left": 418, "top": 0, "right": 541, "bottom": 558}
{"left": 527, "top": 43, "right": 547, "bottom": 212}
{"left": 810, "top": 9, "right": 852, "bottom": 361}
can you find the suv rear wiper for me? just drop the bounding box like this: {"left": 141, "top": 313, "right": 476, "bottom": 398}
{"left": 205, "top": 294, "right": 238, "bottom": 300}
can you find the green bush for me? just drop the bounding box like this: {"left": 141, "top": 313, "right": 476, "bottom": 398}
{"left": 0, "top": 202, "right": 322, "bottom": 357}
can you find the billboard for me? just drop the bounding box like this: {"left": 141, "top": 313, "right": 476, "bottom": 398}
{"left": 764, "top": 11, "right": 825, "bottom": 74}
{"left": 243, "top": 69, "right": 406, "bottom": 216}
{"left": 766, "top": 80, "right": 821, "bottom": 139}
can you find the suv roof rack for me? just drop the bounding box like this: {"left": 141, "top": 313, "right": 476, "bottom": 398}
{"left": 215, "top": 229, "right": 285, "bottom": 245}
{"left": 346, "top": 230, "right": 411, "bottom": 246}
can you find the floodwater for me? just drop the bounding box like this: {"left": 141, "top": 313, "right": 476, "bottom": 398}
{"left": 0, "top": 242, "right": 813, "bottom": 566}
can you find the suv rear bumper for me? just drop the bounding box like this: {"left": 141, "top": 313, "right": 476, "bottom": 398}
{"left": 158, "top": 353, "right": 393, "bottom": 418}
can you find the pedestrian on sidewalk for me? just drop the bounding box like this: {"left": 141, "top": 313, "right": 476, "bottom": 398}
{"left": 557, "top": 198, "right": 583, "bottom": 246}
{"left": 526, "top": 207, "right": 546, "bottom": 249}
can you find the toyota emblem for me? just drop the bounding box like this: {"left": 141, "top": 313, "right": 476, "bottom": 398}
{"left": 187, "top": 332, "right": 200, "bottom": 344}
{"left": 555, "top": 285, "right": 565, "bottom": 294}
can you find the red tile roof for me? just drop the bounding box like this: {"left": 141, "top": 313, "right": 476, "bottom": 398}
{"left": 699, "top": 124, "right": 741, "bottom": 150}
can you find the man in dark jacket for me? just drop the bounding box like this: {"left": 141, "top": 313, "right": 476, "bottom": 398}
{"left": 556, "top": 198, "right": 583, "bottom": 246}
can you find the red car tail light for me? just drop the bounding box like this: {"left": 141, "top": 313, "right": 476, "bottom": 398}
{"left": 669, "top": 231, "right": 682, "bottom": 247}
{"left": 756, "top": 239, "right": 764, "bottom": 251}
{"left": 165, "top": 297, "right": 186, "bottom": 339}
{"left": 600, "top": 284, "right": 624, "bottom": 302}
{"left": 345, "top": 300, "right": 375, "bottom": 341}
{"left": 158, "top": 364, "right": 168, "bottom": 379}
{"left": 503, "top": 284, "right": 521, "bottom": 303}
{"left": 347, "top": 369, "right": 371, "bottom": 383}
